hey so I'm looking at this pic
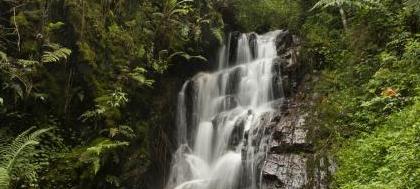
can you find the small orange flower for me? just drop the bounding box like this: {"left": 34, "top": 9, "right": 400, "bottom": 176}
{"left": 382, "top": 87, "right": 398, "bottom": 97}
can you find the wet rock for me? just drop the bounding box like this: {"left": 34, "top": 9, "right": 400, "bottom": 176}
{"left": 272, "top": 75, "right": 284, "bottom": 99}
{"left": 262, "top": 154, "right": 308, "bottom": 189}
{"left": 271, "top": 31, "right": 301, "bottom": 99}
{"left": 226, "top": 66, "right": 245, "bottom": 95}
{"left": 184, "top": 80, "right": 199, "bottom": 145}
{"left": 229, "top": 117, "right": 245, "bottom": 149}
{"left": 275, "top": 30, "right": 294, "bottom": 55}
{"left": 249, "top": 33, "right": 258, "bottom": 59}
{"left": 280, "top": 50, "right": 299, "bottom": 72}
{"left": 270, "top": 114, "right": 312, "bottom": 154}
{"left": 229, "top": 31, "right": 241, "bottom": 65}
{"left": 272, "top": 57, "right": 288, "bottom": 74}
{"left": 270, "top": 99, "right": 289, "bottom": 112}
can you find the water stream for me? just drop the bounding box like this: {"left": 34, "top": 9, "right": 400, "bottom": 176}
{"left": 166, "top": 30, "right": 285, "bottom": 189}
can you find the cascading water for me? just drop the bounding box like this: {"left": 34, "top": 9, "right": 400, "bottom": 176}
{"left": 166, "top": 30, "right": 286, "bottom": 189}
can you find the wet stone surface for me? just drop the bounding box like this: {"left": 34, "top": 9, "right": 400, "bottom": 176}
{"left": 259, "top": 30, "right": 333, "bottom": 189}
{"left": 262, "top": 154, "right": 308, "bottom": 189}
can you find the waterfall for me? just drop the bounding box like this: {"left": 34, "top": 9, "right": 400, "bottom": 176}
{"left": 166, "top": 30, "right": 285, "bottom": 189}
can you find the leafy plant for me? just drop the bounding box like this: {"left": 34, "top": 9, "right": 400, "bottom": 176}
{"left": 311, "top": 0, "right": 380, "bottom": 31}
{"left": 152, "top": 0, "right": 194, "bottom": 50}
{"left": 233, "top": 0, "right": 302, "bottom": 32}
{"left": 128, "top": 67, "right": 154, "bottom": 87}
{"left": 79, "top": 138, "right": 129, "bottom": 175}
{"left": 42, "top": 44, "right": 72, "bottom": 63}
{"left": 0, "top": 127, "right": 52, "bottom": 188}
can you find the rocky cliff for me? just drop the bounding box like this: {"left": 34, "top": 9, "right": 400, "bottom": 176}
{"left": 258, "top": 31, "right": 336, "bottom": 189}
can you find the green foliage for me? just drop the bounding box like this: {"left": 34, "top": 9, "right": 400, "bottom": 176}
{"left": 79, "top": 138, "right": 129, "bottom": 175}
{"left": 334, "top": 102, "right": 420, "bottom": 188}
{"left": 101, "top": 125, "right": 136, "bottom": 139}
{"left": 0, "top": 51, "right": 7, "bottom": 63}
{"left": 232, "top": 0, "right": 302, "bottom": 32}
{"left": 80, "top": 88, "right": 128, "bottom": 123}
{"left": 305, "top": 0, "right": 420, "bottom": 188}
{"left": 0, "top": 127, "right": 52, "bottom": 188}
{"left": 311, "top": 0, "right": 379, "bottom": 10}
{"left": 128, "top": 67, "right": 154, "bottom": 87}
{"left": 41, "top": 44, "right": 72, "bottom": 63}
{"left": 0, "top": 0, "right": 224, "bottom": 188}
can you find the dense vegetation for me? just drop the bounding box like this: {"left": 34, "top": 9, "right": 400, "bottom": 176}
{"left": 0, "top": 0, "right": 419, "bottom": 188}
{"left": 0, "top": 0, "right": 223, "bottom": 188}
{"left": 301, "top": 1, "right": 420, "bottom": 188}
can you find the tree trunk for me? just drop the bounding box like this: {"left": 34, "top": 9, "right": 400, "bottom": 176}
{"left": 339, "top": 6, "right": 348, "bottom": 32}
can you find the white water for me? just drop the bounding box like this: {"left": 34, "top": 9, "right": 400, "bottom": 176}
{"left": 166, "top": 31, "right": 284, "bottom": 189}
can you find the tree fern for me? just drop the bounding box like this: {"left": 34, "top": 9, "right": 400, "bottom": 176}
{"left": 0, "top": 127, "right": 52, "bottom": 188}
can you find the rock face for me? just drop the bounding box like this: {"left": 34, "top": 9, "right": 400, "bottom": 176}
{"left": 261, "top": 101, "right": 312, "bottom": 189}
{"left": 258, "top": 31, "right": 335, "bottom": 189}
{"left": 262, "top": 154, "right": 308, "bottom": 188}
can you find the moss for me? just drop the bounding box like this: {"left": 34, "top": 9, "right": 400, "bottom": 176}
{"left": 78, "top": 42, "right": 96, "bottom": 66}
{"left": 21, "top": 40, "right": 39, "bottom": 54}
{"left": 12, "top": 12, "right": 29, "bottom": 27}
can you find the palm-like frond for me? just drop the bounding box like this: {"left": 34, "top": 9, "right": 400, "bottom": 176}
{"left": 311, "top": 0, "right": 379, "bottom": 10}
{"left": 0, "top": 127, "right": 52, "bottom": 188}
{"left": 42, "top": 47, "right": 72, "bottom": 63}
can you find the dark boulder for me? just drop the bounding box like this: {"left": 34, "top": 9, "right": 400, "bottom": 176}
{"left": 228, "top": 31, "right": 241, "bottom": 65}
{"left": 184, "top": 79, "right": 199, "bottom": 145}
{"left": 249, "top": 33, "right": 258, "bottom": 59}
{"left": 275, "top": 30, "right": 294, "bottom": 55}
{"left": 226, "top": 66, "right": 245, "bottom": 95}
{"left": 228, "top": 117, "right": 246, "bottom": 149}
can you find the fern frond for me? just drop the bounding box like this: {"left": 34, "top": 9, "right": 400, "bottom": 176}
{"left": 17, "top": 59, "right": 39, "bottom": 68}
{"left": 0, "top": 167, "right": 10, "bottom": 188}
{"left": 80, "top": 139, "right": 129, "bottom": 174}
{"left": 42, "top": 47, "right": 72, "bottom": 63}
{"left": 4, "top": 127, "right": 51, "bottom": 170}
{"left": 0, "top": 127, "right": 52, "bottom": 187}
